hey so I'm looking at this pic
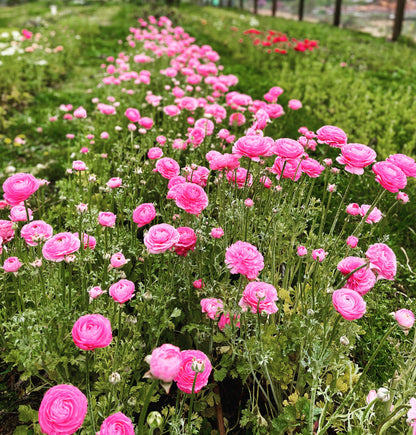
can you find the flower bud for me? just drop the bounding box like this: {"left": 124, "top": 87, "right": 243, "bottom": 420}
{"left": 109, "top": 372, "right": 121, "bottom": 384}
{"left": 340, "top": 336, "right": 349, "bottom": 346}
{"left": 377, "top": 388, "right": 390, "bottom": 402}
{"left": 147, "top": 411, "right": 163, "bottom": 428}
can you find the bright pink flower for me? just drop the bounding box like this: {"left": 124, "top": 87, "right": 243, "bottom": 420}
{"left": 132, "top": 203, "right": 156, "bottom": 228}
{"left": 288, "top": 99, "right": 302, "bottom": 110}
{"left": 163, "top": 105, "right": 181, "bottom": 116}
{"left": 387, "top": 154, "right": 416, "bottom": 177}
{"left": 74, "top": 106, "right": 87, "bottom": 118}
{"left": 336, "top": 143, "right": 377, "bottom": 175}
{"left": 226, "top": 167, "right": 253, "bottom": 188}
{"left": 100, "top": 132, "right": 109, "bottom": 139}
{"left": 211, "top": 227, "right": 224, "bottom": 238}
{"left": 74, "top": 233, "right": 96, "bottom": 250}
{"left": 225, "top": 241, "right": 264, "bottom": 280}
{"left": 72, "top": 160, "right": 87, "bottom": 171}
{"left": 3, "top": 257, "right": 22, "bottom": 273}
{"left": 167, "top": 182, "right": 209, "bottom": 215}
{"left": 155, "top": 157, "right": 180, "bottom": 179}
{"left": 259, "top": 176, "right": 273, "bottom": 189}
{"left": 312, "top": 249, "right": 327, "bottom": 262}
{"left": 149, "top": 344, "right": 182, "bottom": 382}
{"left": 264, "top": 103, "right": 284, "bottom": 119}
{"left": 229, "top": 112, "right": 246, "bottom": 127}
{"left": 316, "top": 125, "right": 347, "bottom": 148}
{"left": 125, "top": 108, "right": 141, "bottom": 122}
{"left": 156, "top": 135, "right": 166, "bottom": 145}
{"left": 373, "top": 161, "right": 407, "bottom": 193}
{"left": 346, "top": 203, "right": 361, "bottom": 216}
{"left": 218, "top": 313, "right": 240, "bottom": 330}
{"left": 184, "top": 166, "right": 209, "bottom": 188}
{"left": 301, "top": 158, "right": 325, "bottom": 178}
{"left": 244, "top": 198, "right": 254, "bottom": 207}
{"left": 88, "top": 286, "right": 103, "bottom": 300}
{"left": 194, "top": 118, "right": 215, "bottom": 135}
{"left": 148, "top": 147, "right": 163, "bottom": 160}
{"left": 100, "top": 412, "right": 134, "bottom": 435}
{"left": 365, "top": 243, "right": 396, "bottom": 281}
{"left": 109, "top": 279, "right": 135, "bottom": 303}
{"left": 22, "top": 29, "right": 33, "bottom": 39}
{"left": 332, "top": 288, "right": 366, "bottom": 320}
{"left": 168, "top": 176, "right": 186, "bottom": 189}
{"left": 42, "top": 232, "right": 80, "bottom": 262}
{"left": 193, "top": 279, "right": 204, "bottom": 289}
{"left": 397, "top": 191, "right": 409, "bottom": 203}
{"left": 271, "top": 157, "right": 302, "bottom": 181}
{"left": 175, "top": 350, "right": 212, "bottom": 394}
{"left": 21, "top": 220, "right": 53, "bottom": 246}
{"left": 0, "top": 220, "right": 15, "bottom": 243}
{"left": 239, "top": 281, "right": 278, "bottom": 314}
{"left": 144, "top": 223, "right": 180, "bottom": 254}
{"left": 10, "top": 205, "right": 33, "bottom": 222}
{"left": 206, "top": 151, "right": 240, "bottom": 171}
{"left": 201, "top": 298, "right": 224, "bottom": 320}
{"left": 337, "top": 257, "right": 376, "bottom": 295}
{"left": 174, "top": 227, "right": 197, "bottom": 256}
{"left": 395, "top": 309, "right": 414, "bottom": 335}
{"left": 346, "top": 236, "right": 358, "bottom": 248}
{"left": 139, "top": 117, "right": 154, "bottom": 129}
{"left": 110, "top": 252, "right": 127, "bottom": 268}
{"left": 38, "top": 385, "right": 88, "bottom": 435}
{"left": 2, "top": 173, "right": 39, "bottom": 206}
{"left": 98, "top": 212, "right": 116, "bottom": 228}
{"left": 106, "top": 177, "right": 122, "bottom": 189}
{"left": 297, "top": 246, "right": 307, "bottom": 256}
{"left": 232, "top": 135, "right": 273, "bottom": 161}
{"left": 272, "top": 138, "right": 304, "bottom": 159}
{"left": 360, "top": 205, "right": 383, "bottom": 224}
{"left": 72, "top": 314, "right": 112, "bottom": 350}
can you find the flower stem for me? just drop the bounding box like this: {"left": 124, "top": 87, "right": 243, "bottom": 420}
{"left": 138, "top": 379, "right": 159, "bottom": 433}
{"left": 188, "top": 373, "right": 198, "bottom": 433}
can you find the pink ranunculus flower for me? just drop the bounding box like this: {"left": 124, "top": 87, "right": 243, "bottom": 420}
{"left": 201, "top": 298, "right": 224, "bottom": 320}
{"left": 332, "top": 288, "right": 366, "bottom": 320}
{"left": 271, "top": 157, "right": 302, "bottom": 181}
{"left": 149, "top": 343, "right": 182, "bottom": 382}
{"left": 206, "top": 151, "right": 240, "bottom": 171}
{"left": 297, "top": 246, "right": 307, "bottom": 257}
{"left": 72, "top": 160, "right": 87, "bottom": 171}
{"left": 372, "top": 161, "right": 407, "bottom": 193}
{"left": 288, "top": 99, "right": 302, "bottom": 110}
{"left": 139, "top": 117, "right": 154, "bottom": 130}
{"left": 100, "top": 412, "right": 134, "bottom": 435}
{"left": 72, "top": 314, "right": 112, "bottom": 351}
{"left": 316, "top": 125, "right": 347, "bottom": 148}
{"left": 365, "top": 243, "right": 397, "bottom": 281}
{"left": 396, "top": 191, "right": 409, "bottom": 203}
{"left": 346, "top": 203, "right": 361, "bottom": 216}
{"left": 272, "top": 138, "right": 304, "bottom": 160}
{"left": 106, "top": 177, "right": 122, "bottom": 189}
{"left": 387, "top": 154, "right": 416, "bottom": 177}
{"left": 336, "top": 143, "right": 377, "bottom": 175}
{"left": 167, "top": 182, "right": 209, "bottom": 216}
{"left": 148, "top": 147, "right": 163, "bottom": 160}
{"left": 88, "top": 286, "right": 103, "bottom": 300}
{"left": 225, "top": 241, "right": 264, "bottom": 280}
{"left": 2, "top": 173, "right": 39, "bottom": 206}
{"left": 132, "top": 203, "right": 156, "bottom": 228}
{"left": 74, "top": 232, "right": 96, "bottom": 250}
{"left": 109, "top": 279, "right": 135, "bottom": 303}
{"left": 337, "top": 257, "right": 376, "bottom": 295}
{"left": 155, "top": 157, "right": 180, "bottom": 179}
{"left": 42, "top": 232, "right": 80, "bottom": 262}
{"left": 312, "top": 249, "right": 327, "bottom": 262}
{"left": 218, "top": 313, "right": 240, "bottom": 330}
{"left": 211, "top": 227, "right": 224, "bottom": 238}
{"left": 125, "top": 108, "right": 141, "bottom": 123}
{"left": 21, "top": 220, "right": 53, "bottom": 246}
{"left": 144, "top": 223, "right": 180, "bottom": 254}
{"left": 0, "top": 220, "right": 15, "bottom": 243}
{"left": 226, "top": 167, "right": 253, "bottom": 188}
{"left": 366, "top": 390, "right": 377, "bottom": 404}
{"left": 193, "top": 279, "right": 204, "bottom": 289}
{"left": 239, "top": 281, "right": 278, "bottom": 314}
{"left": 110, "top": 252, "right": 127, "bottom": 268}
{"left": 9, "top": 205, "right": 33, "bottom": 222}
{"left": 38, "top": 384, "right": 88, "bottom": 435}
{"left": 184, "top": 165, "right": 209, "bottom": 188}
{"left": 360, "top": 204, "right": 383, "bottom": 224}
{"left": 346, "top": 236, "right": 359, "bottom": 248}
{"left": 174, "top": 227, "right": 197, "bottom": 257}
{"left": 175, "top": 350, "right": 212, "bottom": 394}
{"left": 232, "top": 135, "right": 274, "bottom": 162}
{"left": 74, "top": 106, "right": 87, "bottom": 119}
{"left": 2, "top": 257, "right": 23, "bottom": 273}
{"left": 300, "top": 158, "right": 325, "bottom": 178}
{"left": 98, "top": 212, "right": 116, "bottom": 228}
{"left": 408, "top": 397, "right": 416, "bottom": 423}
{"left": 394, "top": 309, "right": 415, "bottom": 335}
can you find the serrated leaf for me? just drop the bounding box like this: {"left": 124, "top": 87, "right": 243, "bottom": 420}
{"left": 170, "top": 307, "right": 181, "bottom": 318}
{"left": 214, "top": 367, "right": 227, "bottom": 382}
{"left": 18, "top": 405, "right": 38, "bottom": 423}
{"left": 13, "top": 425, "right": 29, "bottom": 435}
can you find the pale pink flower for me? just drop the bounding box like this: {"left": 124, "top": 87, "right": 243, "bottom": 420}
{"left": 225, "top": 241, "right": 264, "bottom": 280}
{"left": 42, "top": 232, "right": 80, "bottom": 262}
{"left": 394, "top": 309, "right": 414, "bottom": 335}
{"left": 396, "top": 191, "right": 409, "bottom": 203}
{"left": 312, "top": 249, "right": 327, "bottom": 262}
{"left": 360, "top": 205, "right": 383, "bottom": 224}
{"left": 3, "top": 257, "right": 23, "bottom": 273}
{"left": 332, "top": 288, "right": 366, "bottom": 320}
{"left": 76, "top": 203, "right": 88, "bottom": 213}
{"left": 72, "top": 160, "right": 87, "bottom": 171}
{"left": 288, "top": 99, "right": 302, "bottom": 110}
{"left": 100, "top": 132, "right": 109, "bottom": 139}
{"left": 149, "top": 344, "right": 182, "bottom": 382}
{"left": 106, "top": 177, "right": 122, "bottom": 189}
{"left": 365, "top": 243, "right": 396, "bottom": 281}
{"left": 144, "top": 223, "right": 180, "bottom": 254}
{"left": 244, "top": 198, "right": 254, "bottom": 207}
{"left": 239, "top": 281, "right": 278, "bottom": 314}
{"left": 211, "top": 227, "right": 224, "bottom": 238}
{"left": 74, "top": 106, "right": 87, "bottom": 118}
{"left": 10, "top": 205, "right": 33, "bottom": 222}
{"left": 0, "top": 220, "right": 15, "bottom": 243}
{"left": 201, "top": 298, "right": 224, "bottom": 320}
{"left": 110, "top": 252, "right": 127, "bottom": 268}
{"left": 21, "top": 220, "right": 53, "bottom": 246}
{"left": 366, "top": 390, "right": 377, "bottom": 404}
{"left": 88, "top": 286, "right": 103, "bottom": 300}
{"left": 346, "top": 236, "right": 358, "bottom": 248}
{"left": 226, "top": 167, "right": 253, "bottom": 188}
{"left": 98, "top": 212, "right": 116, "bottom": 228}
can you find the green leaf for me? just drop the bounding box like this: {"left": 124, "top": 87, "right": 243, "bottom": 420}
{"left": 170, "top": 307, "right": 182, "bottom": 318}
{"left": 18, "top": 405, "right": 38, "bottom": 424}
{"left": 213, "top": 367, "right": 227, "bottom": 382}
{"left": 13, "top": 426, "right": 30, "bottom": 435}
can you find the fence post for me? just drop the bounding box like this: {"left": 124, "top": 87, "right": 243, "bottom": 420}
{"left": 392, "top": 0, "right": 406, "bottom": 40}
{"left": 333, "top": 0, "right": 342, "bottom": 26}
{"left": 298, "top": 0, "right": 305, "bottom": 20}
{"left": 272, "top": 0, "right": 278, "bottom": 16}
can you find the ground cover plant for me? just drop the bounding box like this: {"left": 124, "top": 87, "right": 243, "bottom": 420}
{"left": 1, "top": 3, "right": 416, "bottom": 435}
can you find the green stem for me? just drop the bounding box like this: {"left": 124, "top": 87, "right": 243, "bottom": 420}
{"left": 138, "top": 379, "right": 159, "bottom": 433}
{"left": 188, "top": 373, "right": 198, "bottom": 433}
{"left": 86, "top": 352, "right": 96, "bottom": 433}
{"left": 329, "top": 175, "right": 354, "bottom": 236}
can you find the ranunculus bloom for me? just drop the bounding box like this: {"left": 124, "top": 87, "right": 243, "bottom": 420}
{"left": 139, "top": 117, "right": 154, "bottom": 129}
{"left": 132, "top": 203, "right": 156, "bottom": 228}
{"left": 396, "top": 191, "right": 409, "bottom": 203}
{"left": 272, "top": 138, "right": 304, "bottom": 160}
{"left": 372, "top": 161, "right": 407, "bottom": 193}
{"left": 394, "top": 309, "right": 414, "bottom": 335}
{"left": 301, "top": 158, "right": 325, "bottom": 178}
{"left": 174, "top": 227, "right": 197, "bottom": 256}
{"left": 211, "top": 227, "right": 224, "bottom": 238}
{"left": 21, "top": 220, "right": 53, "bottom": 246}
{"left": 346, "top": 203, "right": 361, "bottom": 216}
{"left": 148, "top": 147, "right": 163, "bottom": 160}
{"left": 206, "top": 151, "right": 240, "bottom": 171}
{"left": 38, "top": 384, "right": 88, "bottom": 435}
{"left": 193, "top": 279, "right": 204, "bottom": 289}
{"left": 149, "top": 343, "right": 182, "bottom": 382}
{"left": 408, "top": 397, "right": 416, "bottom": 423}
{"left": 332, "top": 288, "right": 366, "bottom": 320}
{"left": 288, "top": 99, "right": 302, "bottom": 110}
{"left": 201, "top": 298, "right": 224, "bottom": 320}
{"left": 2, "top": 257, "right": 23, "bottom": 273}
{"left": 218, "top": 313, "right": 241, "bottom": 330}
{"left": 155, "top": 157, "right": 180, "bottom": 179}
{"left": 110, "top": 252, "right": 127, "bottom": 268}
{"left": 239, "top": 281, "right": 278, "bottom": 314}
{"left": 106, "top": 177, "right": 122, "bottom": 189}
{"left": 360, "top": 204, "right": 383, "bottom": 224}
{"left": 346, "top": 235, "right": 358, "bottom": 248}
{"left": 72, "top": 314, "right": 112, "bottom": 350}
{"left": 2, "top": 173, "right": 39, "bottom": 206}
{"left": 270, "top": 157, "right": 302, "bottom": 181}
{"left": 184, "top": 166, "right": 209, "bottom": 188}
{"left": 232, "top": 135, "right": 273, "bottom": 162}
{"left": 98, "top": 212, "right": 116, "bottom": 228}
{"left": 337, "top": 257, "right": 376, "bottom": 295}
{"left": 72, "top": 160, "right": 87, "bottom": 171}
{"left": 42, "top": 232, "right": 80, "bottom": 262}
{"left": 336, "top": 143, "right": 377, "bottom": 175}
{"left": 125, "top": 108, "right": 141, "bottom": 123}
{"left": 366, "top": 390, "right": 377, "bottom": 404}
{"left": 225, "top": 241, "right": 264, "bottom": 280}
{"left": 109, "top": 279, "right": 135, "bottom": 303}
{"left": 88, "top": 286, "right": 103, "bottom": 300}
{"left": 312, "top": 249, "right": 327, "bottom": 262}
{"left": 74, "top": 233, "right": 96, "bottom": 250}
{"left": 297, "top": 246, "right": 307, "bottom": 256}
{"left": 167, "top": 182, "right": 209, "bottom": 216}
{"left": 316, "top": 125, "right": 347, "bottom": 148}
{"left": 74, "top": 106, "right": 87, "bottom": 118}
{"left": 365, "top": 243, "right": 397, "bottom": 281}
{"left": 100, "top": 412, "right": 135, "bottom": 435}
{"left": 226, "top": 167, "right": 253, "bottom": 188}
{"left": 0, "top": 220, "right": 15, "bottom": 243}
{"left": 387, "top": 153, "right": 416, "bottom": 177}
{"left": 9, "top": 205, "right": 33, "bottom": 222}
{"left": 144, "top": 223, "right": 180, "bottom": 254}
{"left": 175, "top": 350, "right": 212, "bottom": 394}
